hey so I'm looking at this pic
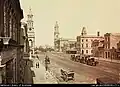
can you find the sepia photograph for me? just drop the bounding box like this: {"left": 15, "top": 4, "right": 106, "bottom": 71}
{"left": 0, "top": 0, "right": 120, "bottom": 85}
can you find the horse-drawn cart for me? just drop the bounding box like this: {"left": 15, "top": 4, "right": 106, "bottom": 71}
{"left": 60, "top": 68, "right": 74, "bottom": 82}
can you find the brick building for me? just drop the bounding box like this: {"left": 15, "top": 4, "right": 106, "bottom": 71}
{"left": 104, "top": 33, "right": 120, "bottom": 59}
{"left": 116, "top": 41, "right": 120, "bottom": 59}
{"left": 91, "top": 39, "right": 104, "bottom": 57}
{"left": 0, "top": 0, "right": 24, "bottom": 83}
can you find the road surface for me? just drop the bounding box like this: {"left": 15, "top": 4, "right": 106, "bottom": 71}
{"left": 37, "top": 52, "right": 120, "bottom": 84}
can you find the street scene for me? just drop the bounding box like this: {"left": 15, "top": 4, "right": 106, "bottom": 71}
{"left": 0, "top": 0, "right": 120, "bottom": 84}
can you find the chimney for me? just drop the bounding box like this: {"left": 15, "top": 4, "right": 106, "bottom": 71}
{"left": 97, "top": 31, "right": 100, "bottom": 36}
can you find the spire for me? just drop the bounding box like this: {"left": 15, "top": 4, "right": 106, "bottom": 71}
{"left": 54, "top": 21, "right": 59, "bottom": 33}
{"left": 28, "top": 6, "right": 33, "bottom": 16}
{"left": 54, "top": 21, "right": 59, "bottom": 29}
{"left": 81, "top": 27, "right": 87, "bottom": 36}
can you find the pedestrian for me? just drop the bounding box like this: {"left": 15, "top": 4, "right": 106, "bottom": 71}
{"left": 38, "top": 62, "right": 39, "bottom": 68}
{"left": 36, "top": 63, "right": 38, "bottom": 68}
{"left": 45, "top": 63, "right": 48, "bottom": 71}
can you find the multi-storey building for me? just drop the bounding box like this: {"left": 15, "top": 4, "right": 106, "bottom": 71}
{"left": 116, "top": 41, "right": 120, "bottom": 59}
{"left": 21, "top": 22, "right": 31, "bottom": 83}
{"left": 104, "top": 33, "right": 120, "bottom": 59}
{"left": 76, "top": 27, "right": 103, "bottom": 55}
{"left": 0, "top": 0, "right": 24, "bottom": 83}
{"left": 91, "top": 38, "right": 104, "bottom": 57}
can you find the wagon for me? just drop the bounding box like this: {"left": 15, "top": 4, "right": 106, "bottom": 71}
{"left": 60, "top": 69, "right": 74, "bottom": 82}
{"left": 70, "top": 54, "right": 75, "bottom": 61}
{"left": 86, "top": 57, "right": 98, "bottom": 66}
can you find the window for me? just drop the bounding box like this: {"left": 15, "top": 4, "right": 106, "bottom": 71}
{"left": 29, "top": 28, "right": 32, "bottom": 31}
{"left": 86, "top": 39, "right": 88, "bottom": 42}
{"left": 82, "top": 44, "right": 84, "bottom": 48}
{"left": 82, "top": 39, "right": 84, "bottom": 42}
{"left": 105, "top": 52, "right": 107, "bottom": 58}
{"left": 108, "top": 52, "right": 110, "bottom": 58}
{"left": 86, "top": 50, "right": 88, "bottom": 53}
{"left": 13, "top": 20, "right": 16, "bottom": 40}
{"left": 9, "top": 11, "right": 12, "bottom": 37}
{"left": 82, "top": 50, "right": 84, "bottom": 54}
{"left": 32, "top": 22, "right": 33, "bottom": 27}
{"left": 91, "top": 50, "right": 93, "bottom": 53}
{"left": 86, "top": 44, "right": 88, "bottom": 48}
{"left": 4, "top": 4, "right": 7, "bottom": 37}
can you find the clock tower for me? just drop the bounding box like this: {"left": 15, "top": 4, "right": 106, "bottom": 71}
{"left": 27, "top": 7, "right": 35, "bottom": 58}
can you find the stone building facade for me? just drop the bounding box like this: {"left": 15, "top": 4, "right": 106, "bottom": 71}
{"left": 76, "top": 27, "right": 103, "bottom": 56}
{"left": 27, "top": 8, "right": 35, "bottom": 58}
{"left": 0, "top": 0, "right": 24, "bottom": 83}
{"left": 21, "top": 22, "right": 30, "bottom": 83}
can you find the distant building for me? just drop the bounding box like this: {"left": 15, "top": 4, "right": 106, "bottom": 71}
{"left": 59, "top": 38, "right": 76, "bottom": 52}
{"left": 76, "top": 27, "right": 103, "bottom": 55}
{"left": 54, "top": 21, "right": 76, "bottom": 52}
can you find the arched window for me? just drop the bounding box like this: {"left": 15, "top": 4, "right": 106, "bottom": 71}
{"left": 29, "top": 39, "right": 32, "bottom": 47}
{"left": 82, "top": 50, "right": 84, "bottom": 54}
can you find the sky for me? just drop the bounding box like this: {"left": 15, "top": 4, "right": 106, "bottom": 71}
{"left": 20, "top": 0, "right": 120, "bottom": 47}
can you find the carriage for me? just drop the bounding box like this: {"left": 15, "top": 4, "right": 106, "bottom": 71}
{"left": 86, "top": 57, "right": 98, "bottom": 66}
{"left": 60, "top": 68, "right": 74, "bottom": 82}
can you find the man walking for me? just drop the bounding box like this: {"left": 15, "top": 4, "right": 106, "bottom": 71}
{"left": 45, "top": 55, "right": 48, "bottom": 71}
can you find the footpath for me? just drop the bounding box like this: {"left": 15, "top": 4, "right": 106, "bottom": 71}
{"left": 94, "top": 57, "right": 120, "bottom": 64}
{"left": 30, "top": 57, "right": 58, "bottom": 84}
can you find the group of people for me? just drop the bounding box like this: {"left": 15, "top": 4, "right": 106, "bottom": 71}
{"left": 35, "top": 55, "right": 50, "bottom": 71}
{"left": 36, "top": 62, "right": 39, "bottom": 68}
